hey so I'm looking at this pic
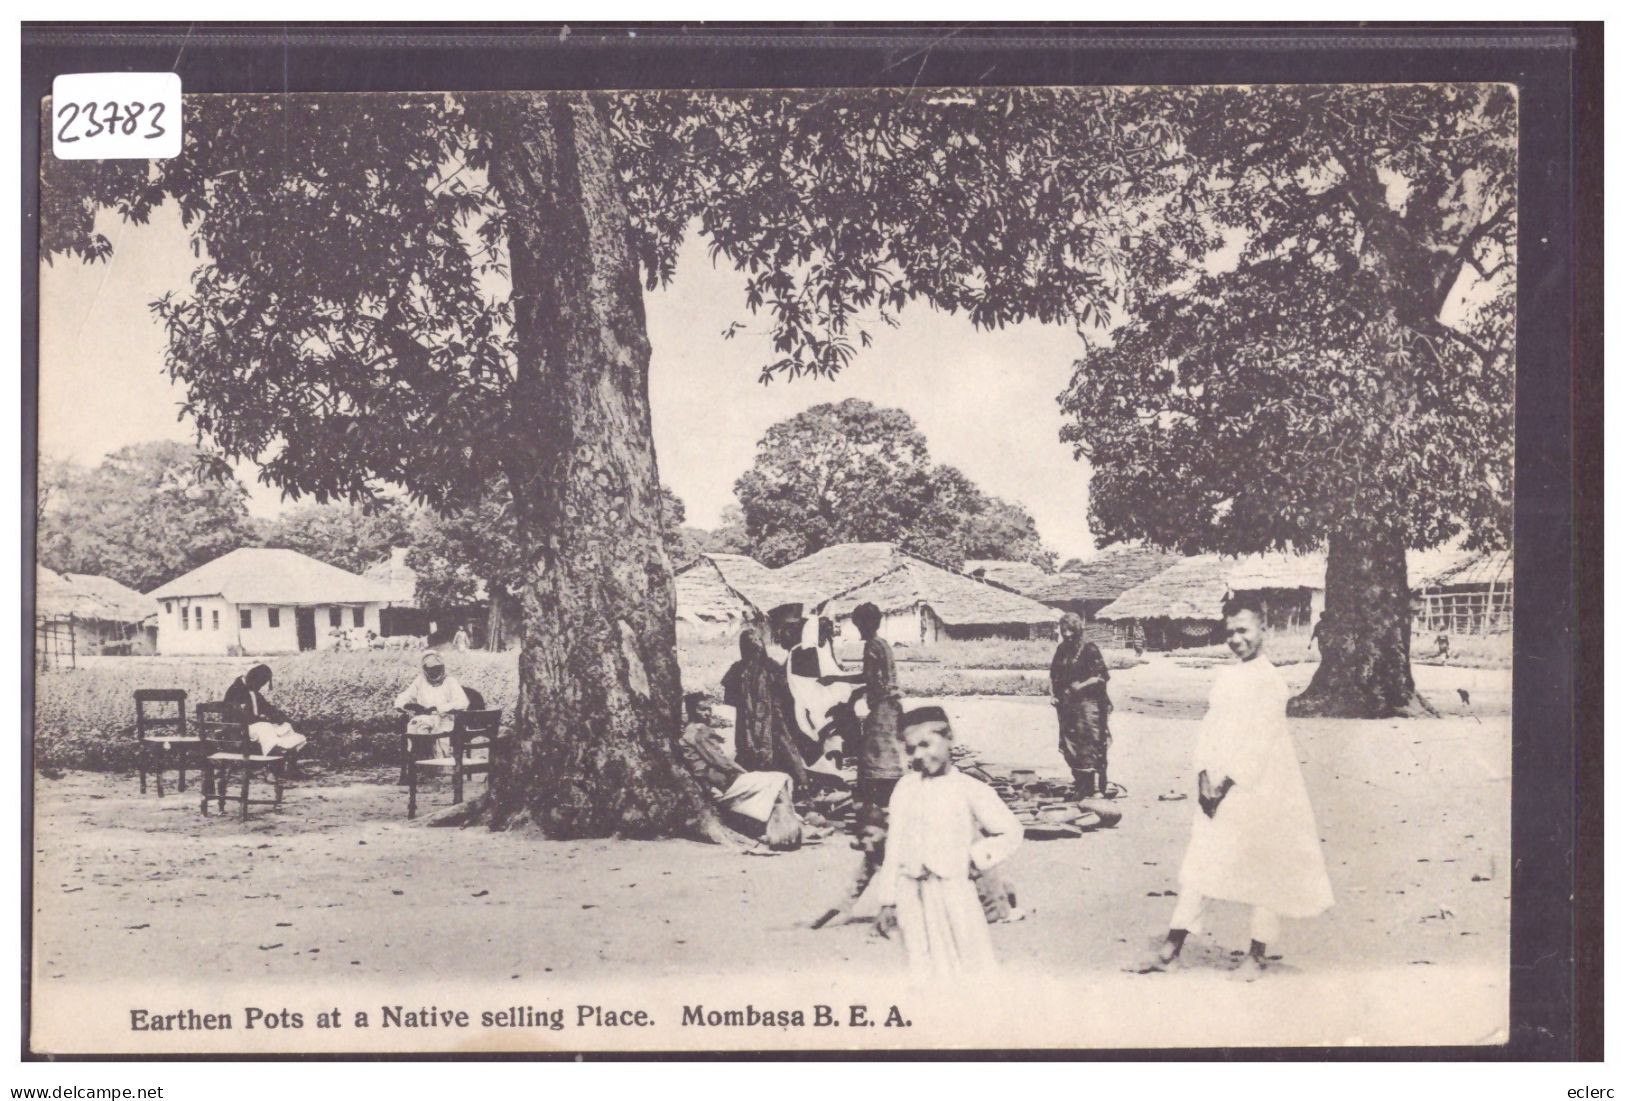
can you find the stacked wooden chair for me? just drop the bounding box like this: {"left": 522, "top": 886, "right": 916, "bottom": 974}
{"left": 134, "top": 689, "right": 200, "bottom": 797}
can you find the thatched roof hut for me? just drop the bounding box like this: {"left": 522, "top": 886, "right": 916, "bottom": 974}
{"left": 824, "top": 555, "right": 1062, "bottom": 644}
{"left": 674, "top": 555, "right": 765, "bottom": 638}
{"left": 1028, "top": 547, "right": 1186, "bottom": 615}
{"left": 963, "top": 559, "right": 1051, "bottom": 595}
{"left": 1095, "top": 551, "right": 1327, "bottom": 649}
{"left": 35, "top": 570, "right": 156, "bottom": 656}
{"left": 37, "top": 570, "right": 153, "bottom": 624}
{"left": 675, "top": 542, "right": 1061, "bottom": 646}
{"left": 1412, "top": 548, "right": 1512, "bottom": 635}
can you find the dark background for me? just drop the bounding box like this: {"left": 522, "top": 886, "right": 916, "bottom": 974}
{"left": 20, "top": 21, "right": 1602, "bottom": 1061}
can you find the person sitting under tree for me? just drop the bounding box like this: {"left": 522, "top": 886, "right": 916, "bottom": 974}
{"left": 1143, "top": 593, "right": 1334, "bottom": 979}
{"left": 677, "top": 693, "right": 802, "bottom": 850}
{"left": 395, "top": 650, "right": 470, "bottom": 758}
{"left": 223, "top": 663, "right": 310, "bottom": 778}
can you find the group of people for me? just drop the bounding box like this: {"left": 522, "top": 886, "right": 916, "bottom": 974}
{"left": 682, "top": 593, "right": 1333, "bottom": 983}
{"left": 676, "top": 599, "right": 1026, "bottom": 979}
{"left": 221, "top": 650, "right": 479, "bottom": 779}
{"left": 226, "top": 596, "right": 1333, "bottom": 983}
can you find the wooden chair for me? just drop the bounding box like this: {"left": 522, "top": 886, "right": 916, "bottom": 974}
{"left": 195, "top": 703, "right": 286, "bottom": 821}
{"left": 407, "top": 707, "right": 503, "bottom": 819}
{"left": 134, "top": 689, "right": 199, "bottom": 797}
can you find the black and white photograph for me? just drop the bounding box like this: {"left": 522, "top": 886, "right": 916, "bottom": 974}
{"left": 23, "top": 25, "right": 1589, "bottom": 1059}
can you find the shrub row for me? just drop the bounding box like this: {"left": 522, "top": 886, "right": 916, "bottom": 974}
{"left": 34, "top": 651, "right": 519, "bottom": 771}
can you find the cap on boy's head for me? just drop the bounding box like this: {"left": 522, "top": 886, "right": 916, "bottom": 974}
{"left": 1221, "top": 591, "right": 1265, "bottom": 620}
{"left": 901, "top": 705, "right": 951, "bottom": 731}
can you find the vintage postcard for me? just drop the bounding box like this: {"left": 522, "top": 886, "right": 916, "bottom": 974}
{"left": 31, "top": 80, "right": 1517, "bottom": 1055}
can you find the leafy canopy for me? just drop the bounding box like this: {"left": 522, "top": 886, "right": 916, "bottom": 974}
{"left": 43, "top": 85, "right": 1512, "bottom": 565}
{"left": 733, "top": 398, "right": 1051, "bottom": 569}
{"left": 42, "top": 88, "right": 1137, "bottom": 515}
{"left": 259, "top": 500, "right": 417, "bottom": 575}
{"left": 37, "top": 440, "right": 258, "bottom": 593}
{"left": 1058, "top": 84, "right": 1514, "bottom": 555}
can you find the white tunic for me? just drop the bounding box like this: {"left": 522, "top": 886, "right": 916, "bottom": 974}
{"left": 877, "top": 768, "right": 1024, "bottom": 979}
{"left": 395, "top": 674, "right": 470, "bottom": 738}
{"left": 1177, "top": 656, "right": 1335, "bottom": 918}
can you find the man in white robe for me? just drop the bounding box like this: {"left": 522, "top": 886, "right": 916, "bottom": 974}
{"left": 876, "top": 706, "right": 1024, "bottom": 981}
{"left": 1146, "top": 594, "right": 1334, "bottom": 977}
{"left": 395, "top": 650, "right": 470, "bottom": 758}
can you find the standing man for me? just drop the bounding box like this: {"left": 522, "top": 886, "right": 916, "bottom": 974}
{"left": 1306, "top": 610, "right": 1330, "bottom": 658}
{"left": 852, "top": 601, "right": 906, "bottom": 839}
{"left": 1145, "top": 593, "right": 1334, "bottom": 977}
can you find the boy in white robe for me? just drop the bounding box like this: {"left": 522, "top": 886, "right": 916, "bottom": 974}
{"left": 876, "top": 706, "right": 1023, "bottom": 981}
{"left": 1146, "top": 594, "right": 1334, "bottom": 977}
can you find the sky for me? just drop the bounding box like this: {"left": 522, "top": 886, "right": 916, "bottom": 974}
{"left": 39, "top": 204, "right": 1100, "bottom": 560}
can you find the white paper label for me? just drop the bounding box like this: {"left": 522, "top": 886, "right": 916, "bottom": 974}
{"left": 51, "top": 72, "right": 182, "bottom": 160}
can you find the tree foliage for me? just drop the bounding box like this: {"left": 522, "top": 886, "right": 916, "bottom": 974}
{"left": 733, "top": 398, "right": 1051, "bottom": 569}
{"left": 405, "top": 480, "right": 695, "bottom": 612}
{"left": 36, "top": 441, "right": 258, "bottom": 593}
{"left": 1057, "top": 84, "right": 1514, "bottom": 558}
{"left": 42, "top": 88, "right": 1136, "bottom": 516}
{"left": 259, "top": 500, "right": 417, "bottom": 574}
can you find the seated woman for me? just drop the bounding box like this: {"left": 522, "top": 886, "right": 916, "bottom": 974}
{"left": 224, "top": 664, "right": 309, "bottom": 777}
{"left": 395, "top": 650, "right": 470, "bottom": 758}
{"left": 677, "top": 693, "right": 801, "bottom": 850}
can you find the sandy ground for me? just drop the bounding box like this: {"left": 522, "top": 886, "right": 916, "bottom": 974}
{"left": 30, "top": 657, "right": 1510, "bottom": 1051}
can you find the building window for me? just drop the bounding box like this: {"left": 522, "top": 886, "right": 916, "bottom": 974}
{"left": 212, "top": 610, "right": 220, "bottom": 630}
{"left": 181, "top": 607, "right": 189, "bottom": 630}
{"left": 352, "top": 606, "right": 365, "bottom": 628}
{"left": 194, "top": 607, "right": 203, "bottom": 630}
{"left": 329, "top": 606, "right": 343, "bottom": 628}
{"left": 164, "top": 602, "right": 172, "bottom": 615}
{"left": 240, "top": 608, "right": 253, "bottom": 630}
{"left": 268, "top": 607, "right": 281, "bottom": 629}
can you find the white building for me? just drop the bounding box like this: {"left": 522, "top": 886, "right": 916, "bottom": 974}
{"left": 148, "top": 547, "right": 394, "bottom": 656}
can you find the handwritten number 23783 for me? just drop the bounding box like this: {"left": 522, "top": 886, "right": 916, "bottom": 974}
{"left": 56, "top": 100, "right": 167, "bottom": 144}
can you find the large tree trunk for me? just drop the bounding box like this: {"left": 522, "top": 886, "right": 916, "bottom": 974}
{"left": 481, "top": 93, "right": 707, "bottom": 837}
{"left": 1290, "top": 528, "right": 1433, "bottom": 719}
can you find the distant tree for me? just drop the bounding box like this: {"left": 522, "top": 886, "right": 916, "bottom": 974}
{"left": 36, "top": 441, "right": 258, "bottom": 592}
{"left": 1058, "top": 557, "right": 1089, "bottom": 574}
{"left": 409, "top": 481, "right": 694, "bottom": 649}
{"left": 959, "top": 493, "right": 1057, "bottom": 571}
{"left": 1059, "top": 84, "right": 1513, "bottom": 717}
{"left": 733, "top": 399, "right": 1051, "bottom": 569}
{"left": 697, "top": 505, "right": 753, "bottom": 555}
{"left": 659, "top": 486, "right": 701, "bottom": 569}
{"left": 261, "top": 500, "right": 417, "bottom": 574}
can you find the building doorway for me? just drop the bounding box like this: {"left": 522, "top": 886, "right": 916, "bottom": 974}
{"left": 295, "top": 608, "right": 317, "bottom": 651}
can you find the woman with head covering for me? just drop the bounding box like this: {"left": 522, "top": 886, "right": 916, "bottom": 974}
{"left": 720, "top": 626, "right": 808, "bottom": 789}
{"left": 224, "top": 664, "right": 309, "bottom": 775}
{"left": 395, "top": 650, "right": 470, "bottom": 758}
{"left": 1051, "top": 612, "right": 1114, "bottom": 798}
